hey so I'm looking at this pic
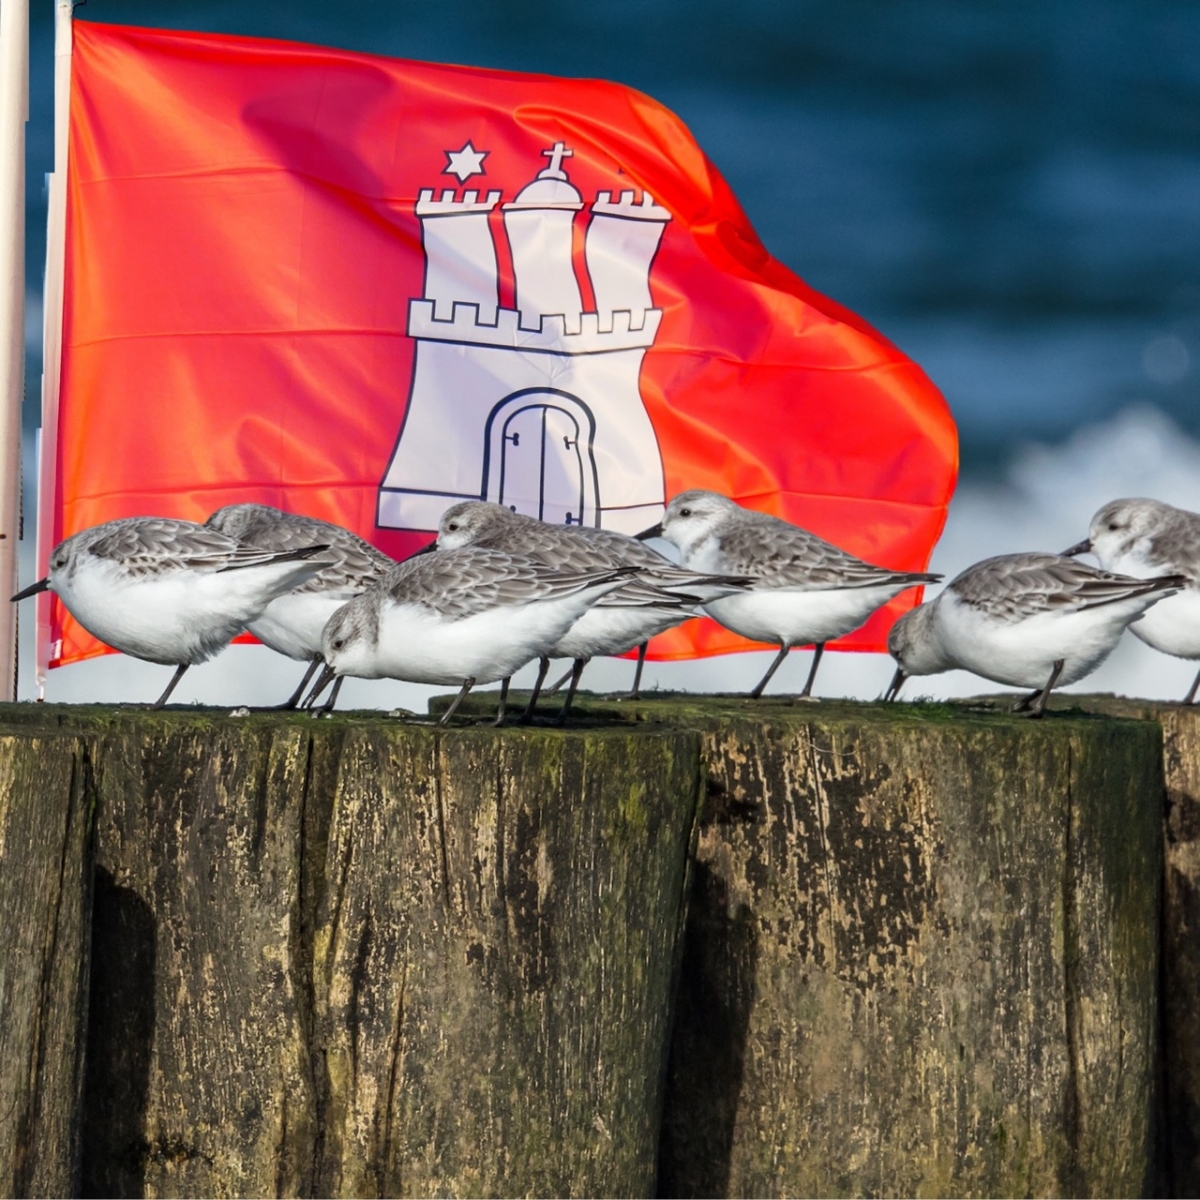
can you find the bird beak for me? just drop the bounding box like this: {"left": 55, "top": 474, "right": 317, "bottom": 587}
{"left": 1061, "top": 538, "right": 1092, "bottom": 557}
{"left": 302, "top": 663, "right": 338, "bottom": 709}
{"left": 11, "top": 577, "right": 48, "bottom": 602}
{"left": 883, "top": 666, "right": 907, "bottom": 702}
{"left": 409, "top": 539, "right": 438, "bottom": 557}
{"left": 635, "top": 522, "right": 663, "bottom": 541}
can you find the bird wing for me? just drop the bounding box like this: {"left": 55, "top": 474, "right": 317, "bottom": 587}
{"left": 950, "top": 553, "right": 1184, "bottom": 619}
{"left": 718, "top": 516, "right": 938, "bottom": 590}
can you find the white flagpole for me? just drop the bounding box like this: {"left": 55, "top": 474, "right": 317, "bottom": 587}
{"left": 0, "top": 0, "right": 28, "bottom": 698}
{"left": 34, "top": 0, "right": 71, "bottom": 696}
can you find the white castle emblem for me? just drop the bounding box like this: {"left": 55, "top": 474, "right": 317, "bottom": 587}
{"left": 377, "top": 142, "right": 671, "bottom": 533}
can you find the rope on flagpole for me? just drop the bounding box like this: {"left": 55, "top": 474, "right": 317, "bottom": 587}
{"left": 34, "top": 0, "right": 74, "bottom": 699}
{"left": 0, "top": 0, "right": 29, "bottom": 700}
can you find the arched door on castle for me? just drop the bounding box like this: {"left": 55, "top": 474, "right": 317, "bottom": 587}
{"left": 483, "top": 391, "right": 600, "bottom": 527}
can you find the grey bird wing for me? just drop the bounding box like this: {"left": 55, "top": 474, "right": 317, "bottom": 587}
{"left": 385, "top": 547, "right": 634, "bottom": 619}
{"left": 1149, "top": 514, "right": 1200, "bottom": 581}
{"left": 232, "top": 516, "right": 394, "bottom": 593}
{"left": 950, "top": 553, "right": 1186, "bottom": 619}
{"left": 718, "top": 517, "right": 940, "bottom": 590}
{"left": 86, "top": 517, "right": 331, "bottom": 577}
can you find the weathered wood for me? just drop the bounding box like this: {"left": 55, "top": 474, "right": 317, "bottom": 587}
{"left": 0, "top": 732, "right": 92, "bottom": 1198}
{"left": 516, "top": 694, "right": 1161, "bottom": 1198}
{"left": 310, "top": 723, "right": 702, "bottom": 1197}
{"left": 0, "top": 706, "right": 702, "bottom": 1198}
{"left": 1043, "top": 694, "right": 1200, "bottom": 1198}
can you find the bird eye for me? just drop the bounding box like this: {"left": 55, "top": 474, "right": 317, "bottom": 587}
{"left": 447, "top": 522, "right": 459, "bottom": 532}
{"left": 332, "top": 637, "right": 345, "bottom": 650}
{"left": 680, "top": 507, "right": 692, "bottom": 517}
{"left": 1108, "top": 522, "right": 1119, "bottom": 531}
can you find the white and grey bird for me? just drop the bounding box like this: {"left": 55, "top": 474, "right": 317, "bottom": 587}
{"left": 638, "top": 489, "right": 941, "bottom": 698}
{"left": 1064, "top": 497, "right": 1200, "bottom": 703}
{"left": 205, "top": 503, "right": 395, "bottom": 709}
{"left": 430, "top": 500, "right": 752, "bottom": 717}
{"left": 885, "top": 552, "right": 1187, "bottom": 716}
{"left": 312, "top": 545, "right": 638, "bottom": 725}
{"left": 11, "top": 516, "right": 331, "bottom": 706}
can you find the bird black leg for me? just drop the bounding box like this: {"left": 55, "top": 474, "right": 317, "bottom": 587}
{"left": 749, "top": 643, "right": 790, "bottom": 699}
{"left": 274, "top": 660, "right": 320, "bottom": 711}
{"left": 799, "top": 642, "right": 825, "bottom": 698}
{"left": 543, "top": 664, "right": 574, "bottom": 696}
{"left": 315, "top": 675, "right": 343, "bottom": 715}
{"left": 493, "top": 677, "right": 510, "bottom": 727}
{"left": 301, "top": 663, "right": 336, "bottom": 711}
{"left": 439, "top": 676, "right": 476, "bottom": 726}
{"left": 1185, "top": 664, "right": 1200, "bottom": 705}
{"left": 1027, "top": 658, "right": 1065, "bottom": 719}
{"left": 152, "top": 663, "right": 189, "bottom": 709}
{"left": 555, "top": 658, "right": 589, "bottom": 723}
{"left": 1010, "top": 688, "right": 1043, "bottom": 713}
{"left": 519, "top": 657, "right": 551, "bottom": 724}
{"left": 883, "top": 666, "right": 907, "bottom": 702}
{"left": 623, "top": 643, "right": 648, "bottom": 700}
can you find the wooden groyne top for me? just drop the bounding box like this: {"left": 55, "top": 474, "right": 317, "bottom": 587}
{"left": 0, "top": 695, "right": 1191, "bottom": 1197}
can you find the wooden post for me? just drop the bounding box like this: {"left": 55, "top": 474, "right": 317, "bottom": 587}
{"left": 0, "top": 732, "right": 92, "bottom": 1196}
{"left": 546, "top": 694, "right": 1161, "bottom": 1198}
{"left": 1043, "top": 694, "right": 1200, "bottom": 1197}
{"left": 4, "top": 709, "right": 702, "bottom": 1198}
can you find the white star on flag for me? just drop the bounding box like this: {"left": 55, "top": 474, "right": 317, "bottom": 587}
{"left": 444, "top": 141, "right": 488, "bottom": 182}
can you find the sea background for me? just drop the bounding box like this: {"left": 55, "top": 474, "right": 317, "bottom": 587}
{"left": 17, "top": 0, "right": 1200, "bottom": 707}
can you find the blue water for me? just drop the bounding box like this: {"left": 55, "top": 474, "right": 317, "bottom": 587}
{"left": 22, "top": 0, "right": 1200, "bottom": 471}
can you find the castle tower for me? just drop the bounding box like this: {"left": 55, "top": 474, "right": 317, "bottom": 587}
{"left": 378, "top": 145, "right": 672, "bottom": 535}
{"left": 417, "top": 187, "right": 502, "bottom": 322}
{"left": 503, "top": 143, "right": 584, "bottom": 333}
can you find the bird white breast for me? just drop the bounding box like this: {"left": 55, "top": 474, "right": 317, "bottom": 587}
{"left": 704, "top": 583, "right": 908, "bottom": 647}
{"left": 55, "top": 554, "right": 319, "bottom": 665}
{"left": 350, "top": 592, "right": 611, "bottom": 685}
{"left": 249, "top": 590, "right": 357, "bottom": 661}
{"left": 935, "top": 591, "right": 1144, "bottom": 689}
{"left": 1124, "top": 587, "right": 1200, "bottom": 659}
{"left": 552, "top": 604, "right": 690, "bottom": 659}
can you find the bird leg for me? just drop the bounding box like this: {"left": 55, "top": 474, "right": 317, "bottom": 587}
{"left": 314, "top": 675, "right": 344, "bottom": 716}
{"left": 799, "top": 642, "right": 826, "bottom": 698}
{"left": 152, "top": 663, "right": 190, "bottom": 709}
{"left": 493, "top": 677, "right": 510, "bottom": 727}
{"left": 883, "top": 666, "right": 907, "bottom": 702}
{"left": 273, "top": 660, "right": 321, "bottom": 711}
{"left": 1185, "top": 664, "right": 1200, "bottom": 705}
{"left": 1026, "top": 658, "right": 1065, "bottom": 719}
{"left": 301, "top": 664, "right": 336, "bottom": 711}
{"left": 543, "top": 664, "right": 574, "bottom": 696}
{"left": 749, "top": 643, "right": 791, "bottom": 699}
{"left": 1010, "top": 688, "right": 1043, "bottom": 713}
{"left": 439, "top": 677, "right": 477, "bottom": 726}
{"left": 518, "top": 657, "right": 551, "bottom": 724}
{"left": 622, "top": 643, "right": 648, "bottom": 700}
{"left": 555, "top": 658, "right": 590, "bottom": 723}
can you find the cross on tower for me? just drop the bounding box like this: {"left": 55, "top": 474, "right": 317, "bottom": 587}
{"left": 540, "top": 142, "right": 573, "bottom": 180}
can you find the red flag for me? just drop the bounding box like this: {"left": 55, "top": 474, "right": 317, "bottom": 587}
{"left": 41, "top": 19, "right": 956, "bottom": 669}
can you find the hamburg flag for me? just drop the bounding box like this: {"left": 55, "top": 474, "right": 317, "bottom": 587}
{"left": 39, "top": 18, "right": 957, "bottom": 670}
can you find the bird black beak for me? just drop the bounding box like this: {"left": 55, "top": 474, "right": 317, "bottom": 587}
{"left": 302, "top": 663, "right": 338, "bottom": 710}
{"left": 1061, "top": 538, "right": 1091, "bottom": 557}
{"left": 409, "top": 539, "right": 437, "bottom": 557}
{"left": 883, "top": 666, "right": 907, "bottom": 702}
{"left": 11, "top": 578, "right": 48, "bottom": 602}
{"left": 635, "top": 522, "right": 663, "bottom": 541}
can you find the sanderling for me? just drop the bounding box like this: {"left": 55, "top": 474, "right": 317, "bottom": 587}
{"left": 205, "top": 503, "right": 395, "bottom": 708}
{"left": 311, "top": 545, "right": 637, "bottom": 725}
{"left": 12, "top": 517, "right": 330, "bottom": 706}
{"left": 431, "top": 501, "right": 751, "bottom": 717}
{"left": 1064, "top": 498, "right": 1200, "bottom": 703}
{"left": 885, "top": 551, "right": 1187, "bottom": 716}
{"left": 638, "top": 489, "right": 940, "bottom": 698}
